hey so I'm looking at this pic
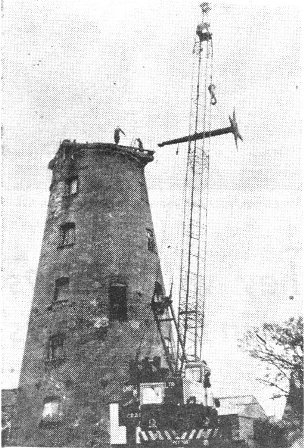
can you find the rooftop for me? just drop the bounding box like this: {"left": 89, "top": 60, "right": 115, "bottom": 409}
{"left": 48, "top": 141, "right": 155, "bottom": 170}
{"left": 217, "top": 395, "right": 267, "bottom": 419}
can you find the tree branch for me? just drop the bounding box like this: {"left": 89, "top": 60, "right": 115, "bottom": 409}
{"left": 258, "top": 378, "right": 289, "bottom": 395}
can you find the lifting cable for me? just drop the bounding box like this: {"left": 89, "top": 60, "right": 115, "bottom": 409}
{"left": 208, "top": 39, "right": 217, "bottom": 106}
{"left": 200, "top": 35, "right": 214, "bottom": 356}
{"left": 193, "top": 36, "right": 210, "bottom": 360}
{"left": 158, "top": 141, "right": 181, "bottom": 289}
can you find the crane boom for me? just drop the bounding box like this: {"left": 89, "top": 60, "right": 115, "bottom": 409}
{"left": 175, "top": 3, "right": 213, "bottom": 368}
{"left": 155, "top": 7, "right": 242, "bottom": 370}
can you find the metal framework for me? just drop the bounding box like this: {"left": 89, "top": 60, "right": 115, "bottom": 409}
{"left": 154, "top": 3, "right": 242, "bottom": 373}
{"left": 176, "top": 3, "right": 212, "bottom": 368}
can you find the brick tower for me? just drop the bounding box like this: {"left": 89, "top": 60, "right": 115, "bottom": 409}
{"left": 12, "top": 141, "right": 170, "bottom": 447}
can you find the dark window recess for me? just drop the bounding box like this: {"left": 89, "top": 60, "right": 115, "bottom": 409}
{"left": 47, "top": 334, "right": 65, "bottom": 361}
{"left": 151, "top": 282, "right": 168, "bottom": 316}
{"left": 146, "top": 228, "right": 156, "bottom": 253}
{"left": 140, "top": 180, "right": 149, "bottom": 203}
{"left": 54, "top": 277, "right": 69, "bottom": 302}
{"left": 59, "top": 223, "right": 75, "bottom": 247}
{"left": 65, "top": 177, "right": 78, "bottom": 196}
{"left": 154, "top": 281, "right": 163, "bottom": 299}
{"left": 109, "top": 284, "right": 127, "bottom": 322}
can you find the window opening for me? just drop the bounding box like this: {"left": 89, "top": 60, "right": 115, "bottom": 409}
{"left": 146, "top": 228, "right": 156, "bottom": 253}
{"left": 54, "top": 277, "right": 69, "bottom": 302}
{"left": 109, "top": 283, "right": 127, "bottom": 322}
{"left": 41, "top": 397, "right": 62, "bottom": 426}
{"left": 154, "top": 282, "right": 163, "bottom": 300}
{"left": 59, "top": 223, "right": 75, "bottom": 247}
{"left": 66, "top": 177, "right": 78, "bottom": 196}
{"left": 151, "top": 282, "right": 168, "bottom": 315}
{"left": 47, "top": 334, "right": 65, "bottom": 361}
{"left": 140, "top": 383, "right": 165, "bottom": 405}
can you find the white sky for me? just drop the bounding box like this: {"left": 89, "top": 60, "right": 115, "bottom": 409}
{"left": 1, "top": 0, "right": 303, "bottom": 418}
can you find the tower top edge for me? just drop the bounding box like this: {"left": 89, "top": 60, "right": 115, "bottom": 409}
{"left": 48, "top": 141, "right": 155, "bottom": 170}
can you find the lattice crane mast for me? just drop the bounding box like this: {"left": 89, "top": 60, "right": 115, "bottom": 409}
{"left": 156, "top": 2, "right": 242, "bottom": 372}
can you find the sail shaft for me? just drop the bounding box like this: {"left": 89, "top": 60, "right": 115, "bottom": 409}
{"left": 158, "top": 126, "right": 232, "bottom": 147}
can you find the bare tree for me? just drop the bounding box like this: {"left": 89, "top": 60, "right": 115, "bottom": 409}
{"left": 239, "top": 316, "right": 303, "bottom": 419}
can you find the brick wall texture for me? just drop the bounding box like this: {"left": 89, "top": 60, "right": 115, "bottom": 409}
{"left": 11, "top": 142, "right": 169, "bottom": 447}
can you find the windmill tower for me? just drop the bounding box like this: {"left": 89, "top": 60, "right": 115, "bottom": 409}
{"left": 11, "top": 141, "right": 170, "bottom": 447}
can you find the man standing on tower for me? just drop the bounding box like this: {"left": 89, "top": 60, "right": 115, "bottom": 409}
{"left": 135, "top": 138, "right": 144, "bottom": 151}
{"left": 114, "top": 127, "right": 125, "bottom": 144}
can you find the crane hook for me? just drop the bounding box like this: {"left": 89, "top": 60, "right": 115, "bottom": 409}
{"left": 208, "top": 84, "right": 217, "bottom": 105}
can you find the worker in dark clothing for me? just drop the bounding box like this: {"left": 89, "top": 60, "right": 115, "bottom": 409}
{"left": 141, "top": 357, "right": 153, "bottom": 381}
{"left": 202, "top": 360, "right": 211, "bottom": 388}
{"left": 203, "top": 368, "right": 211, "bottom": 388}
{"left": 151, "top": 295, "right": 172, "bottom": 316}
{"left": 135, "top": 138, "right": 144, "bottom": 151}
{"left": 114, "top": 127, "right": 125, "bottom": 144}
